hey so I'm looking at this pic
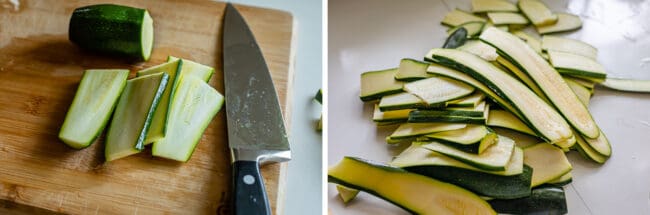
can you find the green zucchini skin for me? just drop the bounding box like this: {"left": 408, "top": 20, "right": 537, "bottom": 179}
{"left": 488, "top": 186, "right": 568, "bottom": 215}
{"left": 443, "top": 27, "right": 468, "bottom": 48}
{"left": 405, "top": 165, "right": 533, "bottom": 199}
{"left": 69, "top": 4, "right": 153, "bottom": 61}
{"left": 408, "top": 110, "right": 485, "bottom": 124}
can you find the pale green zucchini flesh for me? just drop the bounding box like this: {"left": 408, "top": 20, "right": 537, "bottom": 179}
{"left": 583, "top": 129, "right": 612, "bottom": 157}
{"left": 487, "top": 12, "right": 529, "bottom": 25}
{"left": 328, "top": 157, "right": 496, "bottom": 214}
{"left": 480, "top": 27, "right": 599, "bottom": 139}
{"left": 420, "top": 135, "right": 516, "bottom": 171}
{"left": 336, "top": 185, "right": 360, "bottom": 204}
{"left": 59, "top": 69, "right": 129, "bottom": 149}
{"left": 565, "top": 78, "right": 591, "bottom": 106}
{"left": 496, "top": 56, "right": 548, "bottom": 102}
{"left": 360, "top": 68, "right": 403, "bottom": 101}
{"left": 511, "top": 30, "right": 543, "bottom": 54}
{"left": 152, "top": 76, "right": 224, "bottom": 162}
{"left": 548, "top": 50, "right": 607, "bottom": 79}
{"left": 389, "top": 123, "right": 466, "bottom": 140}
{"left": 425, "top": 125, "right": 497, "bottom": 154}
{"left": 106, "top": 72, "right": 169, "bottom": 161}
{"left": 378, "top": 92, "right": 427, "bottom": 111}
{"left": 447, "top": 21, "right": 486, "bottom": 38}
{"left": 403, "top": 76, "right": 475, "bottom": 106}
{"left": 372, "top": 104, "right": 411, "bottom": 123}
{"left": 167, "top": 56, "right": 215, "bottom": 82}
{"left": 447, "top": 92, "right": 485, "bottom": 107}
{"left": 574, "top": 133, "right": 609, "bottom": 164}
{"left": 518, "top": 0, "right": 558, "bottom": 26}
{"left": 471, "top": 0, "right": 518, "bottom": 13}
{"left": 441, "top": 9, "right": 487, "bottom": 27}
{"left": 541, "top": 36, "right": 598, "bottom": 59}
{"left": 524, "top": 144, "right": 573, "bottom": 187}
{"left": 487, "top": 110, "right": 536, "bottom": 136}
{"left": 395, "top": 58, "right": 431, "bottom": 81}
{"left": 600, "top": 78, "right": 650, "bottom": 93}
{"left": 458, "top": 40, "right": 499, "bottom": 61}
{"left": 537, "top": 13, "right": 582, "bottom": 34}
{"left": 426, "top": 48, "right": 573, "bottom": 144}
{"left": 547, "top": 172, "right": 572, "bottom": 186}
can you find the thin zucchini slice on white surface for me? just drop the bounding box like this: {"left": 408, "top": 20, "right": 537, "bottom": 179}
{"left": 425, "top": 125, "right": 497, "bottom": 154}
{"left": 536, "top": 13, "right": 582, "bottom": 34}
{"left": 496, "top": 56, "right": 548, "bottom": 102}
{"left": 392, "top": 143, "right": 525, "bottom": 176}
{"left": 59, "top": 69, "right": 129, "bottom": 149}
{"left": 600, "top": 78, "right": 650, "bottom": 93}
{"left": 487, "top": 110, "right": 537, "bottom": 136}
{"left": 336, "top": 185, "right": 359, "bottom": 204}
{"left": 389, "top": 122, "right": 466, "bottom": 140}
{"left": 378, "top": 92, "right": 426, "bottom": 111}
{"left": 480, "top": 27, "right": 599, "bottom": 139}
{"left": 548, "top": 50, "right": 607, "bottom": 79}
{"left": 447, "top": 21, "right": 486, "bottom": 37}
{"left": 487, "top": 12, "right": 529, "bottom": 25}
{"left": 426, "top": 48, "right": 573, "bottom": 144}
{"left": 547, "top": 172, "right": 572, "bottom": 185}
{"left": 441, "top": 9, "right": 487, "bottom": 27}
{"left": 541, "top": 36, "right": 598, "bottom": 59}
{"left": 565, "top": 79, "right": 591, "bottom": 106}
{"left": 524, "top": 143, "right": 573, "bottom": 187}
{"left": 583, "top": 129, "right": 612, "bottom": 157}
{"left": 372, "top": 104, "right": 411, "bottom": 123}
{"left": 106, "top": 72, "right": 169, "bottom": 161}
{"left": 511, "top": 30, "right": 543, "bottom": 54}
{"left": 360, "top": 68, "right": 403, "bottom": 101}
{"left": 565, "top": 76, "right": 596, "bottom": 89}
{"left": 471, "top": 0, "right": 518, "bottom": 13}
{"left": 574, "top": 132, "right": 609, "bottom": 164}
{"left": 458, "top": 40, "right": 499, "bottom": 61}
{"left": 447, "top": 92, "right": 485, "bottom": 107}
{"left": 518, "top": 0, "right": 558, "bottom": 26}
{"left": 403, "top": 76, "right": 475, "bottom": 106}
{"left": 395, "top": 58, "right": 431, "bottom": 81}
{"left": 420, "top": 135, "right": 516, "bottom": 171}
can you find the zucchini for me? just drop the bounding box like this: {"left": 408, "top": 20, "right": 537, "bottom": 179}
{"left": 565, "top": 78, "right": 591, "bottom": 106}
{"left": 487, "top": 12, "right": 529, "bottom": 25}
{"left": 524, "top": 144, "right": 572, "bottom": 187}
{"left": 395, "top": 58, "right": 431, "bottom": 81}
{"left": 487, "top": 110, "right": 536, "bottom": 136}
{"left": 574, "top": 133, "right": 608, "bottom": 163}
{"left": 406, "top": 165, "right": 532, "bottom": 199}
{"left": 336, "top": 185, "right": 359, "bottom": 204}
{"left": 106, "top": 73, "right": 169, "bottom": 161}
{"left": 511, "top": 30, "right": 543, "bottom": 54}
{"left": 443, "top": 27, "right": 468, "bottom": 49}
{"left": 135, "top": 60, "right": 183, "bottom": 146}
{"left": 59, "top": 69, "right": 129, "bottom": 149}
{"left": 447, "top": 100, "right": 487, "bottom": 113}
{"left": 424, "top": 125, "right": 497, "bottom": 154}
{"left": 565, "top": 76, "right": 596, "bottom": 89}
{"left": 69, "top": 4, "right": 154, "bottom": 61}
{"left": 537, "top": 13, "right": 582, "bottom": 34}
{"left": 495, "top": 56, "right": 548, "bottom": 101}
{"left": 314, "top": 89, "right": 322, "bottom": 104}
{"left": 541, "top": 36, "right": 598, "bottom": 59}
{"left": 517, "top": 0, "right": 558, "bottom": 26}
{"left": 328, "top": 157, "right": 496, "bottom": 214}
{"left": 419, "top": 135, "right": 516, "bottom": 171}
{"left": 471, "top": 0, "right": 518, "bottom": 13}
{"left": 480, "top": 27, "right": 600, "bottom": 139}
{"left": 426, "top": 48, "right": 573, "bottom": 144}
{"left": 441, "top": 9, "right": 487, "bottom": 27}
{"left": 446, "top": 21, "right": 485, "bottom": 38}
{"left": 372, "top": 104, "right": 411, "bottom": 123}
{"left": 583, "top": 129, "right": 612, "bottom": 157}
{"left": 493, "top": 25, "right": 509, "bottom": 32}
{"left": 378, "top": 92, "right": 427, "bottom": 111}
{"left": 600, "top": 78, "right": 650, "bottom": 93}
{"left": 403, "top": 77, "right": 474, "bottom": 106}
{"left": 447, "top": 92, "right": 485, "bottom": 107}
{"left": 547, "top": 172, "right": 572, "bottom": 186}
{"left": 548, "top": 50, "right": 607, "bottom": 79}
{"left": 389, "top": 123, "right": 466, "bottom": 140}
{"left": 488, "top": 186, "right": 568, "bottom": 215}
{"left": 392, "top": 143, "right": 525, "bottom": 176}
{"left": 457, "top": 40, "right": 499, "bottom": 61}
{"left": 152, "top": 76, "right": 224, "bottom": 162}
{"left": 360, "top": 68, "right": 403, "bottom": 101}
{"left": 408, "top": 110, "right": 485, "bottom": 124}
{"left": 167, "top": 56, "right": 215, "bottom": 82}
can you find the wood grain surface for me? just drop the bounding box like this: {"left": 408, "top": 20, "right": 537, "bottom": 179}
{"left": 0, "top": 0, "right": 294, "bottom": 214}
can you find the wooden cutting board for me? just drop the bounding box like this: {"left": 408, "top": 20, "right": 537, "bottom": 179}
{"left": 0, "top": 0, "right": 294, "bottom": 214}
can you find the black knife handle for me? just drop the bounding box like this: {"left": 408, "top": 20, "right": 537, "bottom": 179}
{"left": 232, "top": 160, "right": 270, "bottom": 215}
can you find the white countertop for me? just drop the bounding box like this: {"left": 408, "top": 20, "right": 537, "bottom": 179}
{"left": 328, "top": 0, "right": 650, "bottom": 214}
{"left": 228, "top": 0, "right": 322, "bottom": 214}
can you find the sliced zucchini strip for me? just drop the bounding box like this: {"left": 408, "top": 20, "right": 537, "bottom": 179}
{"left": 447, "top": 101, "right": 486, "bottom": 113}
{"left": 458, "top": 40, "right": 499, "bottom": 61}
{"left": 574, "top": 133, "right": 608, "bottom": 164}
{"left": 547, "top": 172, "right": 572, "bottom": 186}
{"left": 518, "top": 0, "right": 558, "bottom": 26}
{"left": 395, "top": 58, "right": 431, "bottom": 81}
{"left": 537, "top": 13, "right": 582, "bottom": 34}
{"left": 487, "top": 12, "right": 529, "bottom": 25}
{"left": 488, "top": 186, "right": 568, "bottom": 215}
{"left": 511, "top": 30, "right": 543, "bottom": 54}
{"left": 328, "top": 157, "right": 496, "bottom": 214}
{"left": 360, "top": 68, "right": 403, "bottom": 101}
{"left": 565, "top": 76, "right": 596, "bottom": 89}
{"left": 392, "top": 143, "right": 525, "bottom": 176}
{"left": 496, "top": 56, "right": 548, "bottom": 102}
{"left": 583, "top": 129, "right": 612, "bottom": 157}
{"left": 548, "top": 50, "right": 607, "bottom": 79}
{"left": 408, "top": 110, "right": 485, "bottom": 124}
{"left": 524, "top": 144, "right": 572, "bottom": 187}
{"left": 426, "top": 48, "right": 573, "bottom": 144}
{"left": 487, "top": 110, "right": 537, "bottom": 136}
{"left": 447, "top": 92, "right": 485, "bottom": 107}
{"left": 378, "top": 92, "right": 426, "bottom": 111}
{"left": 441, "top": 9, "right": 487, "bottom": 27}
{"left": 59, "top": 69, "right": 129, "bottom": 149}
{"left": 565, "top": 78, "right": 591, "bottom": 106}
{"left": 447, "top": 21, "right": 485, "bottom": 37}
{"left": 389, "top": 122, "right": 466, "bottom": 140}
{"left": 403, "top": 77, "right": 474, "bottom": 106}
{"left": 600, "top": 78, "right": 650, "bottom": 93}
{"left": 471, "top": 0, "right": 518, "bottom": 13}
{"left": 106, "top": 72, "right": 169, "bottom": 161}
{"left": 420, "top": 135, "right": 516, "bottom": 171}
{"left": 541, "top": 36, "right": 598, "bottom": 59}
{"left": 167, "top": 56, "right": 215, "bottom": 82}
{"left": 372, "top": 104, "right": 411, "bottom": 123}
{"left": 336, "top": 185, "right": 359, "bottom": 204}
{"left": 152, "top": 76, "right": 224, "bottom": 162}
{"left": 480, "top": 27, "right": 599, "bottom": 139}
{"left": 425, "top": 125, "right": 497, "bottom": 154}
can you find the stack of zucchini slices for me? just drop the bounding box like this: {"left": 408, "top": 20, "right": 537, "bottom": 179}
{"left": 327, "top": 0, "right": 645, "bottom": 214}
{"left": 59, "top": 56, "right": 224, "bottom": 162}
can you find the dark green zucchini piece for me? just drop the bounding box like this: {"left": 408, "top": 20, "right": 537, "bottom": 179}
{"left": 443, "top": 27, "right": 468, "bottom": 48}
{"left": 424, "top": 125, "right": 497, "bottom": 154}
{"left": 388, "top": 123, "right": 466, "bottom": 140}
{"left": 488, "top": 186, "right": 568, "bottom": 215}
{"left": 408, "top": 110, "right": 485, "bottom": 124}
{"left": 315, "top": 89, "right": 322, "bottom": 104}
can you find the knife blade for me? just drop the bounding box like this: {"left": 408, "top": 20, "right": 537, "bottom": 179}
{"left": 222, "top": 3, "right": 291, "bottom": 215}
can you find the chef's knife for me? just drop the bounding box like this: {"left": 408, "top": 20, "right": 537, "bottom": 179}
{"left": 222, "top": 3, "right": 291, "bottom": 215}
